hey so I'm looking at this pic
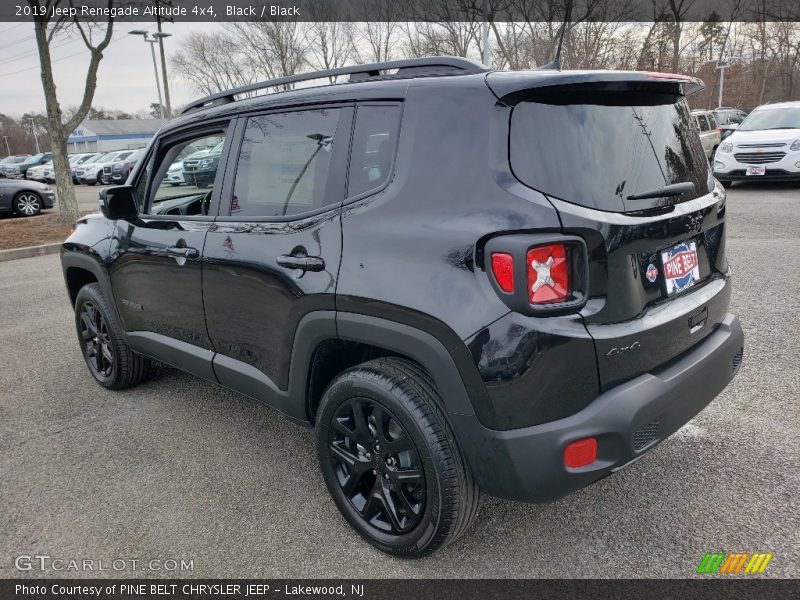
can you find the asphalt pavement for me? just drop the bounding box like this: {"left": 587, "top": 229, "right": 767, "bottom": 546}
{"left": 1, "top": 183, "right": 798, "bottom": 578}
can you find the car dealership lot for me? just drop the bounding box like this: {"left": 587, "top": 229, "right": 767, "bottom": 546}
{"left": 1, "top": 184, "right": 798, "bottom": 578}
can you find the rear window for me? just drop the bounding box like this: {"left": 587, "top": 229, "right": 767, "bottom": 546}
{"left": 510, "top": 94, "right": 710, "bottom": 212}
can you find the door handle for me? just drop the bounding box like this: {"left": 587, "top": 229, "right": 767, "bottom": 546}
{"left": 166, "top": 246, "right": 199, "bottom": 259}
{"left": 277, "top": 254, "right": 325, "bottom": 272}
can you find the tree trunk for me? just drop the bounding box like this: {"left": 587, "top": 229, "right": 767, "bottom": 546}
{"left": 33, "top": 17, "right": 79, "bottom": 222}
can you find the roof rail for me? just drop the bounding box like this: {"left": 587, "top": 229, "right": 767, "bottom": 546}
{"left": 180, "top": 56, "right": 488, "bottom": 115}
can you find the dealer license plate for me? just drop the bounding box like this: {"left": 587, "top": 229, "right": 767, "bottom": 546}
{"left": 661, "top": 240, "right": 700, "bottom": 296}
{"left": 746, "top": 165, "right": 766, "bottom": 176}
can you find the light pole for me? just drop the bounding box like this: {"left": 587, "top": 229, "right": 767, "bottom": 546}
{"left": 28, "top": 118, "right": 40, "bottom": 153}
{"left": 130, "top": 30, "right": 165, "bottom": 120}
{"left": 707, "top": 56, "right": 745, "bottom": 109}
{"left": 3, "top": 135, "right": 10, "bottom": 156}
{"left": 153, "top": 31, "right": 172, "bottom": 119}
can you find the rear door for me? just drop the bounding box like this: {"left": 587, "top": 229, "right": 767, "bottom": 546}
{"left": 202, "top": 105, "right": 352, "bottom": 416}
{"left": 503, "top": 81, "right": 729, "bottom": 389}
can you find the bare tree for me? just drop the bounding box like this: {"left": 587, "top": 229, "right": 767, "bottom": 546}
{"left": 29, "top": 0, "right": 113, "bottom": 222}
{"left": 229, "top": 21, "right": 307, "bottom": 86}
{"left": 172, "top": 31, "right": 259, "bottom": 95}
{"left": 303, "top": 1, "right": 356, "bottom": 80}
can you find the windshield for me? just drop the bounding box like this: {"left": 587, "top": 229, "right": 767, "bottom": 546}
{"left": 95, "top": 152, "right": 118, "bottom": 163}
{"left": 510, "top": 93, "right": 709, "bottom": 212}
{"left": 79, "top": 153, "right": 100, "bottom": 164}
{"left": 739, "top": 107, "right": 800, "bottom": 131}
{"left": 22, "top": 153, "right": 44, "bottom": 165}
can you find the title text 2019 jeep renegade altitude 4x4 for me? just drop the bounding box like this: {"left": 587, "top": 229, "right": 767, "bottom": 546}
{"left": 61, "top": 57, "right": 743, "bottom": 558}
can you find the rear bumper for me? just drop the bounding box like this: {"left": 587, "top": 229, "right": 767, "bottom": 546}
{"left": 451, "top": 313, "right": 744, "bottom": 503}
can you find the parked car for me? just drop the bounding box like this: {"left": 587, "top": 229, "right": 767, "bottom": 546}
{"left": 713, "top": 101, "right": 800, "bottom": 186}
{"left": 0, "top": 155, "right": 30, "bottom": 178}
{"left": 713, "top": 107, "right": 748, "bottom": 141}
{"left": 0, "top": 178, "right": 55, "bottom": 217}
{"left": 70, "top": 153, "right": 102, "bottom": 183}
{"left": 107, "top": 148, "right": 146, "bottom": 184}
{"left": 6, "top": 152, "right": 52, "bottom": 179}
{"left": 26, "top": 161, "right": 53, "bottom": 182}
{"left": 691, "top": 110, "right": 721, "bottom": 158}
{"left": 62, "top": 57, "right": 743, "bottom": 557}
{"left": 76, "top": 150, "right": 134, "bottom": 185}
{"left": 182, "top": 141, "right": 224, "bottom": 187}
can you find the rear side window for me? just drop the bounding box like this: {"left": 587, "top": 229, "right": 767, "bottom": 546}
{"left": 347, "top": 104, "right": 401, "bottom": 198}
{"left": 231, "top": 108, "right": 343, "bottom": 218}
{"left": 510, "top": 95, "right": 709, "bottom": 212}
{"left": 707, "top": 114, "right": 717, "bottom": 129}
{"left": 696, "top": 115, "right": 709, "bottom": 131}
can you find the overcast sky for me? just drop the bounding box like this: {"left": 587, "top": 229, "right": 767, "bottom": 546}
{"left": 0, "top": 21, "right": 221, "bottom": 118}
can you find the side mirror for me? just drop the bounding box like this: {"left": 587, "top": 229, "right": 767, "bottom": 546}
{"left": 99, "top": 185, "right": 138, "bottom": 221}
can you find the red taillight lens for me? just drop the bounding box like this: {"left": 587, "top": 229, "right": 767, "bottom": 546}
{"left": 527, "top": 244, "right": 569, "bottom": 304}
{"left": 491, "top": 252, "right": 514, "bottom": 293}
{"left": 564, "top": 437, "right": 597, "bottom": 468}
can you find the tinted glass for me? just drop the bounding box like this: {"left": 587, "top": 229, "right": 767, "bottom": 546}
{"left": 707, "top": 114, "right": 717, "bottom": 129}
{"left": 347, "top": 104, "right": 401, "bottom": 198}
{"left": 739, "top": 107, "right": 800, "bottom": 131}
{"left": 231, "top": 109, "right": 342, "bottom": 218}
{"left": 696, "top": 115, "right": 709, "bottom": 131}
{"left": 144, "top": 133, "right": 226, "bottom": 216}
{"left": 510, "top": 96, "right": 710, "bottom": 212}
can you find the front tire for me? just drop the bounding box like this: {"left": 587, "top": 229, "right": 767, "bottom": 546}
{"left": 13, "top": 192, "right": 42, "bottom": 217}
{"left": 74, "top": 283, "right": 151, "bottom": 390}
{"left": 316, "top": 357, "right": 480, "bottom": 558}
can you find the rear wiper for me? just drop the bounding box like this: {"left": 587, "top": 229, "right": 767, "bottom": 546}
{"left": 627, "top": 181, "right": 695, "bottom": 201}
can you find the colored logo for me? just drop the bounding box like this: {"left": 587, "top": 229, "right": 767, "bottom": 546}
{"left": 645, "top": 263, "right": 659, "bottom": 282}
{"left": 661, "top": 241, "right": 700, "bottom": 293}
{"left": 696, "top": 552, "right": 774, "bottom": 574}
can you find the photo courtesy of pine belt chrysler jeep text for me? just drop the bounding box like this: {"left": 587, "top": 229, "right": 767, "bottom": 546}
{"left": 61, "top": 57, "right": 744, "bottom": 558}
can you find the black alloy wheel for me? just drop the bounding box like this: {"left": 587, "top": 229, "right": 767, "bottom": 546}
{"left": 316, "top": 357, "right": 480, "bottom": 557}
{"left": 329, "top": 397, "right": 426, "bottom": 535}
{"left": 79, "top": 300, "right": 114, "bottom": 380}
{"left": 74, "top": 283, "right": 151, "bottom": 390}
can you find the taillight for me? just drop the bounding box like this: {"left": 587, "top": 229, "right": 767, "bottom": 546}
{"left": 490, "top": 253, "right": 514, "bottom": 293}
{"left": 564, "top": 437, "right": 597, "bottom": 468}
{"left": 527, "top": 244, "right": 568, "bottom": 304}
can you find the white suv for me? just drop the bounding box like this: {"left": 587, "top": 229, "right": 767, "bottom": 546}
{"left": 713, "top": 101, "right": 800, "bottom": 187}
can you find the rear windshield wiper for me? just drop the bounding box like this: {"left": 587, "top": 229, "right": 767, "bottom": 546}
{"left": 627, "top": 181, "right": 695, "bottom": 201}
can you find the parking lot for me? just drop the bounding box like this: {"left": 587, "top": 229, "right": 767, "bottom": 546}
{"left": 1, "top": 183, "right": 798, "bottom": 578}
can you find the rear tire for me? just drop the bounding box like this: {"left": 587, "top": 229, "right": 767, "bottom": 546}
{"left": 74, "top": 283, "right": 150, "bottom": 390}
{"left": 316, "top": 357, "right": 480, "bottom": 558}
{"left": 721, "top": 180, "right": 733, "bottom": 189}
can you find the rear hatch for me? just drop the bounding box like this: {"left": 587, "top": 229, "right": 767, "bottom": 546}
{"left": 489, "top": 71, "right": 730, "bottom": 389}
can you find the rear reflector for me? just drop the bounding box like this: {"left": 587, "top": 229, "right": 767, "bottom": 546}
{"left": 564, "top": 438, "right": 597, "bottom": 468}
{"left": 527, "top": 244, "right": 568, "bottom": 304}
{"left": 491, "top": 252, "right": 514, "bottom": 293}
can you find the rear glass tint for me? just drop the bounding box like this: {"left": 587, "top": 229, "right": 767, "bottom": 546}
{"left": 510, "top": 95, "right": 710, "bottom": 212}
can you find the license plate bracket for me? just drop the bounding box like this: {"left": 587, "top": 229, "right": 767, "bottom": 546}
{"left": 746, "top": 165, "right": 766, "bottom": 176}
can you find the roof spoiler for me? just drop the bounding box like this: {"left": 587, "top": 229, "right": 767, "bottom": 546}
{"left": 486, "top": 70, "right": 705, "bottom": 105}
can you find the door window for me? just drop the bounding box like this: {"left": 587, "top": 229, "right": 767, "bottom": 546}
{"left": 347, "top": 104, "right": 401, "bottom": 198}
{"left": 143, "top": 132, "right": 227, "bottom": 217}
{"left": 230, "top": 108, "right": 343, "bottom": 218}
{"left": 696, "top": 115, "right": 710, "bottom": 131}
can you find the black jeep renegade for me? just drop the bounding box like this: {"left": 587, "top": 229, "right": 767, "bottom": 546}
{"left": 61, "top": 57, "right": 744, "bottom": 557}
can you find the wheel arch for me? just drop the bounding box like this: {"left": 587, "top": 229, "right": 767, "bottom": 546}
{"left": 61, "top": 251, "right": 122, "bottom": 323}
{"left": 291, "top": 311, "right": 480, "bottom": 425}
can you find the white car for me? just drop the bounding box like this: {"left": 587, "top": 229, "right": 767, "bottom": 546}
{"left": 75, "top": 150, "right": 134, "bottom": 185}
{"left": 26, "top": 161, "right": 52, "bottom": 182}
{"left": 713, "top": 101, "right": 800, "bottom": 187}
{"left": 166, "top": 160, "right": 186, "bottom": 186}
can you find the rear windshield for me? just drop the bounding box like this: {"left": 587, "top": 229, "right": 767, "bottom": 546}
{"left": 510, "top": 94, "right": 710, "bottom": 212}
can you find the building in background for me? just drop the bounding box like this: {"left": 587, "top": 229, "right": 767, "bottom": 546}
{"left": 67, "top": 119, "right": 165, "bottom": 152}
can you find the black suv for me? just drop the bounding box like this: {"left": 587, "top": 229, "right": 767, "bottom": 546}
{"left": 61, "top": 57, "right": 743, "bottom": 557}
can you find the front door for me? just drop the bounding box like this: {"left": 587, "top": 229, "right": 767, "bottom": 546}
{"left": 108, "top": 125, "right": 232, "bottom": 379}
{"left": 202, "top": 106, "right": 352, "bottom": 417}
